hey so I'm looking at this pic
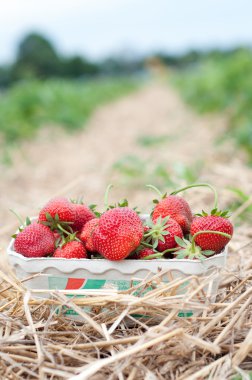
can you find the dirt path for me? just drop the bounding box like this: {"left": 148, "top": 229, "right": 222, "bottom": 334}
{"left": 1, "top": 82, "right": 252, "bottom": 253}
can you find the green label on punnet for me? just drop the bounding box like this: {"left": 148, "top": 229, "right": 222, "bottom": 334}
{"left": 48, "top": 277, "right": 194, "bottom": 317}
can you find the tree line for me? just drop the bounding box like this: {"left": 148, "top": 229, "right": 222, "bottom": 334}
{"left": 0, "top": 32, "right": 249, "bottom": 88}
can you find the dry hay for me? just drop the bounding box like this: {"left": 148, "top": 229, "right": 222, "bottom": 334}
{"left": 0, "top": 197, "right": 252, "bottom": 379}
{"left": 0, "top": 185, "right": 252, "bottom": 379}
{"left": 0, "top": 239, "right": 251, "bottom": 380}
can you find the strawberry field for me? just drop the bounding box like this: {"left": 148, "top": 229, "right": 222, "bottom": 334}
{"left": 0, "top": 73, "right": 252, "bottom": 379}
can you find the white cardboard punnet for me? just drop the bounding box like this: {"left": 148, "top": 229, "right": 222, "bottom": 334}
{"left": 8, "top": 239, "right": 226, "bottom": 293}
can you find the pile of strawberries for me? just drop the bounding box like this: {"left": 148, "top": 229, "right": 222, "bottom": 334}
{"left": 12, "top": 184, "right": 233, "bottom": 261}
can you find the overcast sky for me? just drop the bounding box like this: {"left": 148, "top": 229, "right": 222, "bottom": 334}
{"left": 0, "top": 0, "right": 252, "bottom": 63}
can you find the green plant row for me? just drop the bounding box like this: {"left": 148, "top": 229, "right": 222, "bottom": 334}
{"left": 173, "top": 48, "right": 252, "bottom": 159}
{"left": 0, "top": 77, "right": 138, "bottom": 144}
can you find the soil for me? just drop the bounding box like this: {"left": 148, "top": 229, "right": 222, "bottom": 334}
{"left": 1, "top": 82, "right": 252, "bottom": 255}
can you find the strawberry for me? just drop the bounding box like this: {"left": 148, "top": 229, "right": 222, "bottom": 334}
{"left": 133, "top": 248, "right": 156, "bottom": 260}
{"left": 152, "top": 195, "right": 192, "bottom": 234}
{"left": 38, "top": 197, "right": 76, "bottom": 229}
{"left": 14, "top": 222, "right": 55, "bottom": 258}
{"left": 190, "top": 212, "right": 233, "bottom": 253}
{"left": 71, "top": 202, "right": 95, "bottom": 231}
{"left": 172, "top": 236, "right": 215, "bottom": 260}
{"left": 92, "top": 207, "right": 143, "bottom": 261}
{"left": 53, "top": 241, "right": 87, "bottom": 259}
{"left": 79, "top": 218, "right": 99, "bottom": 252}
{"left": 145, "top": 216, "right": 183, "bottom": 252}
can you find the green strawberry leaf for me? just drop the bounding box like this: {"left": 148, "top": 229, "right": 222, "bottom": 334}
{"left": 45, "top": 212, "right": 54, "bottom": 222}
{"left": 118, "top": 198, "right": 128, "bottom": 207}
{"left": 211, "top": 208, "right": 218, "bottom": 215}
{"left": 162, "top": 231, "right": 170, "bottom": 236}
{"left": 159, "top": 235, "right": 165, "bottom": 243}
{"left": 175, "top": 236, "right": 188, "bottom": 248}
{"left": 26, "top": 217, "right": 32, "bottom": 226}
{"left": 89, "top": 204, "right": 97, "bottom": 211}
{"left": 203, "top": 250, "right": 215, "bottom": 256}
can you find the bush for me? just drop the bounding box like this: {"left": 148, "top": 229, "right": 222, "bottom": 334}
{"left": 0, "top": 78, "right": 138, "bottom": 144}
{"left": 173, "top": 48, "right": 252, "bottom": 159}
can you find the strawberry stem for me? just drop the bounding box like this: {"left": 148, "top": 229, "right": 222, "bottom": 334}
{"left": 10, "top": 209, "right": 25, "bottom": 227}
{"left": 171, "top": 183, "right": 218, "bottom": 210}
{"left": 104, "top": 184, "right": 113, "bottom": 210}
{"left": 191, "top": 230, "right": 232, "bottom": 246}
{"left": 57, "top": 224, "right": 72, "bottom": 236}
{"left": 146, "top": 184, "right": 163, "bottom": 197}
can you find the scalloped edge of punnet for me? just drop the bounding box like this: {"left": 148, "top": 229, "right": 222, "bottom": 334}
{"left": 7, "top": 233, "right": 228, "bottom": 320}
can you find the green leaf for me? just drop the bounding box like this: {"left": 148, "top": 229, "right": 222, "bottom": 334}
{"left": 26, "top": 217, "right": 32, "bottom": 226}
{"left": 159, "top": 235, "right": 165, "bottom": 243}
{"left": 175, "top": 236, "right": 188, "bottom": 248}
{"left": 176, "top": 251, "right": 187, "bottom": 259}
{"left": 118, "top": 198, "right": 128, "bottom": 207}
{"left": 162, "top": 231, "right": 170, "bottom": 236}
{"left": 45, "top": 212, "right": 53, "bottom": 222}
{"left": 211, "top": 208, "right": 217, "bottom": 215}
{"left": 89, "top": 204, "right": 97, "bottom": 210}
{"left": 203, "top": 250, "right": 215, "bottom": 256}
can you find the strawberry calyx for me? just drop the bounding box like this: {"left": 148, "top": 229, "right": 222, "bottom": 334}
{"left": 144, "top": 216, "right": 170, "bottom": 249}
{"left": 195, "top": 208, "right": 231, "bottom": 218}
{"left": 103, "top": 184, "right": 134, "bottom": 212}
{"left": 70, "top": 196, "right": 84, "bottom": 205}
{"left": 174, "top": 229, "right": 232, "bottom": 260}
{"left": 143, "top": 215, "right": 180, "bottom": 250}
{"left": 88, "top": 204, "right": 102, "bottom": 217}
{"left": 70, "top": 197, "right": 102, "bottom": 218}
{"left": 174, "top": 236, "right": 214, "bottom": 261}
{"left": 146, "top": 184, "right": 167, "bottom": 205}
{"left": 40, "top": 212, "right": 74, "bottom": 232}
{"left": 10, "top": 209, "right": 32, "bottom": 238}
{"left": 55, "top": 224, "right": 81, "bottom": 248}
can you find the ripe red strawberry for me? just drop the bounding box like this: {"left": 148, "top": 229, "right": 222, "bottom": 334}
{"left": 71, "top": 203, "right": 95, "bottom": 231}
{"left": 152, "top": 195, "right": 192, "bottom": 234}
{"left": 38, "top": 197, "right": 76, "bottom": 228}
{"left": 190, "top": 214, "right": 233, "bottom": 253}
{"left": 79, "top": 218, "right": 99, "bottom": 252}
{"left": 53, "top": 241, "right": 87, "bottom": 259}
{"left": 145, "top": 216, "right": 183, "bottom": 252}
{"left": 14, "top": 222, "right": 55, "bottom": 258}
{"left": 134, "top": 248, "right": 156, "bottom": 260}
{"left": 92, "top": 207, "right": 143, "bottom": 261}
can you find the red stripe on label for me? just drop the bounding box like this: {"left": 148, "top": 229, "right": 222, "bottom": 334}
{"left": 65, "top": 278, "right": 85, "bottom": 290}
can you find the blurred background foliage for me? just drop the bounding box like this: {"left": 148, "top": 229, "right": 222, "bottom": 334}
{"left": 0, "top": 78, "right": 137, "bottom": 143}
{"left": 0, "top": 31, "right": 252, "bottom": 163}
{"left": 174, "top": 48, "right": 252, "bottom": 161}
{"left": 0, "top": 33, "right": 143, "bottom": 87}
